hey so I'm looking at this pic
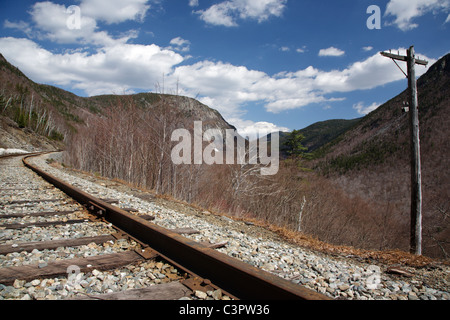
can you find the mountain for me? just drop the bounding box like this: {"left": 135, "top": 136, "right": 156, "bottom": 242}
{"left": 315, "top": 53, "right": 449, "bottom": 178}
{"left": 298, "top": 118, "right": 361, "bottom": 152}
{"left": 0, "top": 53, "right": 236, "bottom": 151}
{"left": 266, "top": 118, "right": 360, "bottom": 160}
{"left": 312, "top": 53, "right": 450, "bottom": 258}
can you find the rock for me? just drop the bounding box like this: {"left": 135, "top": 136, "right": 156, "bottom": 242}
{"left": 27, "top": 287, "right": 35, "bottom": 295}
{"left": 13, "top": 279, "right": 25, "bottom": 289}
{"left": 31, "top": 279, "right": 41, "bottom": 286}
{"left": 195, "top": 290, "right": 207, "bottom": 299}
{"left": 34, "top": 291, "right": 46, "bottom": 299}
{"left": 339, "top": 284, "right": 350, "bottom": 291}
{"left": 408, "top": 292, "right": 419, "bottom": 300}
{"left": 262, "top": 263, "right": 276, "bottom": 271}
{"left": 281, "top": 255, "right": 293, "bottom": 264}
{"left": 386, "top": 266, "right": 414, "bottom": 278}
{"left": 221, "top": 216, "right": 234, "bottom": 223}
{"left": 212, "top": 289, "right": 223, "bottom": 300}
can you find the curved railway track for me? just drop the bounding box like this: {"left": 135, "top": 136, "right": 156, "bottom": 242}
{"left": 0, "top": 152, "right": 330, "bottom": 301}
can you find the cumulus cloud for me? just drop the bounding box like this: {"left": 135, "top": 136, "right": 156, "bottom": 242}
{"left": 79, "top": 0, "right": 151, "bottom": 24}
{"left": 7, "top": 1, "right": 152, "bottom": 45}
{"left": 195, "top": 2, "right": 238, "bottom": 27}
{"left": 353, "top": 102, "right": 381, "bottom": 115}
{"left": 196, "top": 0, "right": 287, "bottom": 27}
{"left": 318, "top": 47, "right": 345, "bottom": 57}
{"left": 171, "top": 60, "right": 326, "bottom": 117}
{"left": 0, "top": 19, "right": 434, "bottom": 118}
{"left": 167, "top": 37, "right": 191, "bottom": 52}
{"left": 385, "top": 0, "right": 450, "bottom": 30}
{"left": 189, "top": 0, "right": 199, "bottom": 7}
{"left": 0, "top": 37, "right": 184, "bottom": 96}
{"left": 29, "top": 2, "right": 105, "bottom": 45}
{"left": 228, "top": 118, "right": 289, "bottom": 140}
{"left": 171, "top": 49, "right": 434, "bottom": 117}
{"left": 3, "top": 20, "right": 33, "bottom": 37}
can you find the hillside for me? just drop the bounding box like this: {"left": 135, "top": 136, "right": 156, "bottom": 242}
{"left": 0, "top": 53, "right": 235, "bottom": 152}
{"left": 299, "top": 118, "right": 362, "bottom": 152}
{"left": 313, "top": 53, "right": 450, "bottom": 258}
{"left": 269, "top": 118, "right": 361, "bottom": 159}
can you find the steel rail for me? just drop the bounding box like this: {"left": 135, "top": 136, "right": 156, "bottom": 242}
{"left": 22, "top": 153, "right": 331, "bottom": 300}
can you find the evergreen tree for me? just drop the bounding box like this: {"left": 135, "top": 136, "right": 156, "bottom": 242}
{"left": 284, "top": 129, "right": 308, "bottom": 157}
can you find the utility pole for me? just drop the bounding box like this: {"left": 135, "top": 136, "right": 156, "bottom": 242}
{"left": 380, "top": 46, "right": 428, "bottom": 255}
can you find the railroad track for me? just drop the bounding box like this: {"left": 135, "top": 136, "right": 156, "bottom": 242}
{"left": 0, "top": 152, "right": 330, "bottom": 301}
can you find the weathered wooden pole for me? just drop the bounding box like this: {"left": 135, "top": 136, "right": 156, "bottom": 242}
{"left": 406, "top": 46, "right": 422, "bottom": 255}
{"left": 380, "top": 46, "right": 428, "bottom": 255}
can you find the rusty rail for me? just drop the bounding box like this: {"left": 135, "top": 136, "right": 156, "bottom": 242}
{"left": 22, "top": 153, "right": 331, "bottom": 300}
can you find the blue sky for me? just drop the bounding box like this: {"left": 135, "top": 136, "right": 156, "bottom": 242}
{"left": 0, "top": 0, "right": 449, "bottom": 138}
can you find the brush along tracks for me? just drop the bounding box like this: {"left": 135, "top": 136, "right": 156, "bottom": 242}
{"left": 0, "top": 153, "right": 329, "bottom": 300}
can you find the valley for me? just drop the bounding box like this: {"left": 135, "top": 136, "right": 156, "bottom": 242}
{"left": 1, "top": 52, "right": 449, "bottom": 261}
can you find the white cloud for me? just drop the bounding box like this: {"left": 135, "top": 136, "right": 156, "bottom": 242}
{"left": 173, "top": 61, "right": 268, "bottom": 118}
{"left": 228, "top": 118, "right": 289, "bottom": 140}
{"left": 172, "top": 49, "right": 434, "bottom": 117}
{"left": 385, "top": 0, "right": 450, "bottom": 31}
{"left": 26, "top": 1, "right": 139, "bottom": 45}
{"left": 311, "top": 49, "right": 433, "bottom": 94}
{"left": 196, "top": 2, "right": 238, "bottom": 27}
{"left": 353, "top": 102, "right": 380, "bottom": 115}
{"left": 168, "top": 37, "right": 191, "bottom": 52}
{"left": 3, "top": 20, "right": 33, "bottom": 37}
{"left": 196, "top": 0, "right": 287, "bottom": 27}
{"left": 79, "top": 0, "right": 151, "bottom": 24}
{"left": 172, "top": 60, "right": 330, "bottom": 117}
{"left": 0, "top": 37, "right": 184, "bottom": 96}
{"left": 8, "top": 1, "right": 152, "bottom": 45}
{"left": 0, "top": 27, "right": 434, "bottom": 116}
{"left": 189, "top": 0, "right": 199, "bottom": 7}
{"left": 363, "top": 46, "right": 374, "bottom": 52}
{"left": 318, "top": 47, "right": 345, "bottom": 57}
{"left": 235, "top": 0, "right": 287, "bottom": 21}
